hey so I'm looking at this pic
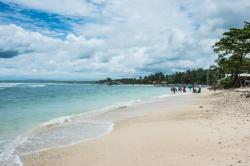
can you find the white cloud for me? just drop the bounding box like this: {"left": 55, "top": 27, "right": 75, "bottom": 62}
{"left": 1, "top": 0, "right": 250, "bottom": 79}
{"left": 0, "top": 24, "right": 108, "bottom": 79}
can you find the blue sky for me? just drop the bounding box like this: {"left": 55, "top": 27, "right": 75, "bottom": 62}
{"left": 0, "top": 0, "right": 250, "bottom": 80}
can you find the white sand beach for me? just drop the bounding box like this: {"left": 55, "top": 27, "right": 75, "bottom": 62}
{"left": 22, "top": 88, "right": 250, "bottom": 166}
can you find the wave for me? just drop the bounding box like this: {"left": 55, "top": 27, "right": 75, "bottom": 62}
{"left": 158, "top": 92, "right": 193, "bottom": 98}
{"left": 27, "top": 84, "right": 46, "bottom": 88}
{"left": 0, "top": 83, "right": 47, "bottom": 89}
{"left": 0, "top": 119, "right": 113, "bottom": 166}
{"left": 40, "top": 116, "right": 72, "bottom": 127}
{"left": 0, "top": 98, "right": 144, "bottom": 165}
{"left": 0, "top": 135, "right": 27, "bottom": 166}
{"left": 0, "top": 83, "right": 22, "bottom": 88}
{"left": 74, "top": 99, "right": 143, "bottom": 119}
{"left": 38, "top": 99, "right": 143, "bottom": 129}
{"left": 158, "top": 94, "right": 171, "bottom": 98}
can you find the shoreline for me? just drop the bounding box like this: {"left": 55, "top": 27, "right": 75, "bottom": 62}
{"left": 20, "top": 91, "right": 201, "bottom": 165}
{"left": 22, "top": 88, "right": 250, "bottom": 166}
{"left": 1, "top": 89, "right": 194, "bottom": 166}
{"left": 19, "top": 92, "right": 195, "bottom": 155}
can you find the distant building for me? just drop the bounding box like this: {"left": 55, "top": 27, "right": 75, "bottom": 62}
{"left": 225, "top": 73, "right": 250, "bottom": 77}
{"left": 224, "top": 73, "right": 250, "bottom": 86}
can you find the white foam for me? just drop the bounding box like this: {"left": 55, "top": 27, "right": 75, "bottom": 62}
{"left": 0, "top": 135, "right": 27, "bottom": 166}
{"left": 0, "top": 83, "right": 21, "bottom": 88}
{"left": 28, "top": 84, "right": 46, "bottom": 88}
{"left": 74, "top": 99, "right": 143, "bottom": 119}
{"left": 0, "top": 119, "right": 113, "bottom": 166}
{"left": 40, "top": 116, "right": 72, "bottom": 127}
{"left": 158, "top": 94, "right": 171, "bottom": 98}
{"left": 19, "top": 120, "right": 114, "bottom": 156}
{"left": 159, "top": 92, "right": 193, "bottom": 98}
{"left": 0, "top": 83, "right": 46, "bottom": 88}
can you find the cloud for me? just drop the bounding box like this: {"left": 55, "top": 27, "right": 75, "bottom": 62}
{"left": 0, "top": 24, "right": 108, "bottom": 79}
{"left": 0, "top": 0, "right": 250, "bottom": 79}
{"left": 0, "top": 1, "right": 92, "bottom": 37}
{"left": 0, "top": 50, "right": 19, "bottom": 58}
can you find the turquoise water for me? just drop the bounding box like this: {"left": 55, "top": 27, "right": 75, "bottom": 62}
{"left": 0, "top": 82, "right": 171, "bottom": 165}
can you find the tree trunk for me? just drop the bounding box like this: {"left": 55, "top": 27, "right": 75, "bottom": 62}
{"left": 232, "top": 54, "right": 244, "bottom": 87}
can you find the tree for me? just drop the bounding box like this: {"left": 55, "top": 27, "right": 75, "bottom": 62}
{"left": 213, "top": 22, "right": 250, "bottom": 87}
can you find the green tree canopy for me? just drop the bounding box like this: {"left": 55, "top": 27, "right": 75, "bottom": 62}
{"left": 213, "top": 22, "right": 250, "bottom": 87}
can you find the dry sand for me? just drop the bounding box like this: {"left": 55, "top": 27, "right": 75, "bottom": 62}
{"left": 22, "top": 88, "right": 250, "bottom": 166}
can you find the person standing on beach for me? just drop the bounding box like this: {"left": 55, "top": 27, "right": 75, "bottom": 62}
{"left": 198, "top": 86, "right": 201, "bottom": 93}
{"left": 198, "top": 84, "right": 201, "bottom": 93}
{"left": 183, "top": 86, "right": 186, "bottom": 92}
{"left": 192, "top": 84, "right": 195, "bottom": 93}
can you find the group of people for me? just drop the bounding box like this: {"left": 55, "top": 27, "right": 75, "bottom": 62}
{"left": 170, "top": 85, "right": 202, "bottom": 94}
{"left": 170, "top": 86, "right": 186, "bottom": 93}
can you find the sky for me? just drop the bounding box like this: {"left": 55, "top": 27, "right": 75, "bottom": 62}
{"left": 0, "top": 0, "right": 250, "bottom": 80}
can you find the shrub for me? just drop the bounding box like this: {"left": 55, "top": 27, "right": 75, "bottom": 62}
{"left": 219, "top": 77, "right": 233, "bottom": 88}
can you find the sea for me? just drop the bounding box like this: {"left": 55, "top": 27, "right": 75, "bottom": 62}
{"left": 0, "top": 82, "right": 174, "bottom": 166}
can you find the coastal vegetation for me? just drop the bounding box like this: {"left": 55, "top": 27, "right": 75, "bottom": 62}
{"left": 213, "top": 22, "right": 250, "bottom": 87}
{"left": 96, "top": 68, "right": 217, "bottom": 85}
{"left": 97, "top": 22, "right": 250, "bottom": 88}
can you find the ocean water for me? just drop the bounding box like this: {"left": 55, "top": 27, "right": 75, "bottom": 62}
{"left": 0, "top": 82, "right": 172, "bottom": 165}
